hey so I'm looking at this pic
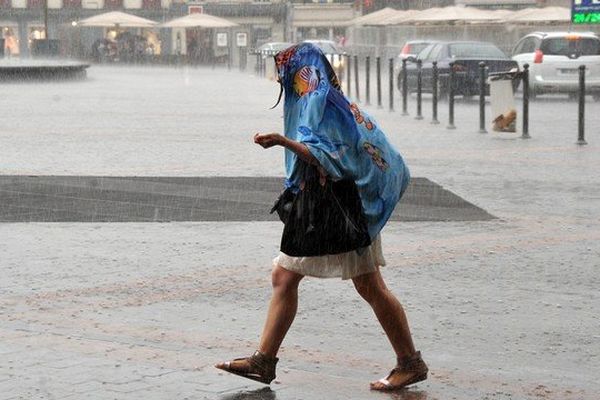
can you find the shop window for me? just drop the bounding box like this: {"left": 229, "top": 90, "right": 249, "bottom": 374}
{"left": 64, "top": 0, "right": 82, "bottom": 8}
{"left": 2, "top": 27, "right": 20, "bottom": 57}
{"left": 28, "top": 26, "right": 46, "bottom": 45}
{"left": 142, "top": 0, "right": 160, "bottom": 9}
{"left": 104, "top": 0, "right": 122, "bottom": 8}
{"left": 27, "top": 0, "right": 44, "bottom": 8}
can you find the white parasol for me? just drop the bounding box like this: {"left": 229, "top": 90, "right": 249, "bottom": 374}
{"left": 77, "top": 11, "right": 158, "bottom": 28}
{"left": 161, "top": 13, "right": 239, "bottom": 29}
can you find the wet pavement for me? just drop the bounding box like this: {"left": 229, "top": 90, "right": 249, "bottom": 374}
{"left": 0, "top": 66, "right": 599, "bottom": 400}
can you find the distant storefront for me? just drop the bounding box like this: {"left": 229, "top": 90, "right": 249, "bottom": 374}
{"left": 0, "top": 1, "right": 357, "bottom": 59}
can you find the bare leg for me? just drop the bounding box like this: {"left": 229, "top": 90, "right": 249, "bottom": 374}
{"left": 352, "top": 269, "right": 416, "bottom": 357}
{"left": 215, "top": 265, "right": 303, "bottom": 375}
{"left": 259, "top": 265, "right": 304, "bottom": 357}
{"left": 352, "top": 269, "right": 425, "bottom": 389}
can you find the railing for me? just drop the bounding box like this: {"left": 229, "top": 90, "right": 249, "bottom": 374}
{"left": 250, "top": 52, "right": 594, "bottom": 145}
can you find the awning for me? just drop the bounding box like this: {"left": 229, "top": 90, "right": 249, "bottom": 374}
{"left": 405, "top": 6, "right": 505, "bottom": 24}
{"left": 161, "top": 13, "right": 239, "bottom": 29}
{"left": 369, "top": 10, "right": 422, "bottom": 26}
{"left": 345, "top": 7, "right": 399, "bottom": 26}
{"left": 77, "top": 11, "right": 158, "bottom": 28}
{"left": 503, "top": 7, "right": 570, "bottom": 23}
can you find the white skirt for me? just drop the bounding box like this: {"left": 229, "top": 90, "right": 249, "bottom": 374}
{"left": 273, "top": 234, "right": 386, "bottom": 280}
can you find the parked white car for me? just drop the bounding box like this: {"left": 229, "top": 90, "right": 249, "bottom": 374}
{"left": 512, "top": 32, "right": 600, "bottom": 100}
{"left": 256, "top": 42, "right": 294, "bottom": 56}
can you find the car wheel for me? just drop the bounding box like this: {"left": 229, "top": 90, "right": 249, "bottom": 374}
{"left": 594, "top": 94, "right": 600, "bottom": 102}
{"left": 568, "top": 92, "right": 578, "bottom": 101}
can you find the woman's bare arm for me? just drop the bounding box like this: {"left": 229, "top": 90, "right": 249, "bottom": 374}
{"left": 254, "top": 133, "right": 327, "bottom": 185}
{"left": 253, "top": 133, "right": 319, "bottom": 166}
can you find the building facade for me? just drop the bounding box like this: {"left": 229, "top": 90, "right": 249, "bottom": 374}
{"left": 0, "top": 0, "right": 359, "bottom": 58}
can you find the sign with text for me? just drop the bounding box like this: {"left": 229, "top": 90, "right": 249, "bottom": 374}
{"left": 236, "top": 32, "right": 247, "bottom": 47}
{"left": 217, "top": 33, "right": 228, "bottom": 47}
{"left": 572, "top": 0, "right": 600, "bottom": 24}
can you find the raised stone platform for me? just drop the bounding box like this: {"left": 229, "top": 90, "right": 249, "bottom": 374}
{"left": 0, "top": 59, "right": 89, "bottom": 81}
{"left": 0, "top": 175, "right": 494, "bottom": 222}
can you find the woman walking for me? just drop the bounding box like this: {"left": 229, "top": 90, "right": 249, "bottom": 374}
{"left": 215, "top": 43, "right": 427, "bottom": 391}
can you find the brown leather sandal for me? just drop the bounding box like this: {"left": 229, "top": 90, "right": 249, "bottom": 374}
{"left": 215, "top": 350, "right": 278, "bottom": 384}
{"left": 370, "top": 351, "right": 428, "bottom": 391}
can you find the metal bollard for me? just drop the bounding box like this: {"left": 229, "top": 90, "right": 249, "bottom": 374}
{"left": 354, "top": 55, "right": 360, "bottom": 102}
{"left": 577, "top": 64, "right": 588, "bottom": 145}
{"left": 479, "top": 62, "right": 487, "bottom": 133}
{"left": 346, "top": 54, "right": 352, "bottom": 98}
{"left": 431, "top": 61, "right": 439, "bottom": 124}
{"left": 401, "top": 59, "right": 408, "bottom": 116}
{"left": 239, "top": 48, "right": 246, "bottom": 72}
{"left": 256, "top": 52, "right": 262, "bottom": 76}
{"left": 447, "top": 62, "right": 456, "bottom": 130}
{"left": 415, "top": 59, "right": 423, "bottom": 120}
{"left": 376, "top": 57, "right": 382, "bottom": 108}
{"left": 521, "top": 64, "right": 531, "bottom": 139}
{"left": 366, "top": 56, "right": 371, "bottom": 105}
{"left": 389, "top": 58, "right": 394, "bottom": 111}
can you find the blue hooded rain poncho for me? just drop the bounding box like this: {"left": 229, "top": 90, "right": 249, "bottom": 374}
{"left": 274, "top": 43, "right": 410, "bottom": 241}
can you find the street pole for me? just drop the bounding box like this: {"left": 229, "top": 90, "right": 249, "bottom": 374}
{"left": 447, "top": 62, "right": 456, "bottom": 130}
{"left": 376, "top": 56, "right": 382, "bottom": 108}
{"left": 522, "top": 64, "right": 531, "bottom": 139}
{"left": 44, "top": 0, "right": 49, "bottom": 40}
{"left": 415, "top": 59, "right": 423, "bottom": 120}
{"left": 354, "top": 54, "right": 360, "bottom": 102}
{"left": 346, "top": 54, "right": 352, "bottom": 98}
{"left": 365, "top": 56, "right": 371, "bottom": 105}
{"left": 401, "top": 59, "right": 408, "bottom": 115}
{"left": 478, "top": 62, "right": 488, "bottom": 133}
{"left": 389, "top": 58, "right": 394, "bottom": 112}
{"left": 577, "top": 65, "right": 587, "bottom": 145}
{"left": 431, "top": 61, "right": 439, "bottom": 124}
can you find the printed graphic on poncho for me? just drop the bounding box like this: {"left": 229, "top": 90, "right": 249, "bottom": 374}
{"left": 363, "top": 142, "right": 389, "bottom": 171}
{"left": 275, "top": 46, "right": 296, "bottom": 70}
{"left": 350, "top": 103, "right": 374, "bottom": 131}
{"left": 293, "top": 66, "right": 319, "bottom": 97}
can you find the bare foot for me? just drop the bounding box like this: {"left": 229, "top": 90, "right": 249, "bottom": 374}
{"left": 214, "top": 351, "right": 278, "bottom": 384}
{"left": 370, "top": 368, "right": 427, "bottom": 391}
{"left": 215, "top": 358, "right": 252, "bottom": 375}
{"left": 370, "top": 352, "right": 428, "bottom": 391}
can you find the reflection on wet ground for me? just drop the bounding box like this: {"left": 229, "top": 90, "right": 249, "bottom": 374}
{"left": 220, "top": 387, "right": 276, "bottom": 400}
{"left": 218, "top": 387, "right": 428, "bottom": 400}
{"left": 387, "top": 389, "right": 428, "bottom": 400}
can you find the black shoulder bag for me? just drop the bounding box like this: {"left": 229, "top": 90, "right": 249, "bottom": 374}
{"left": 271, "top": 164, "right": 371, "bottom": 257}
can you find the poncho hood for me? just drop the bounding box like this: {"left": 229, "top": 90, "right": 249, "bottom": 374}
{"left": 274, "top": 43, "right": 410, "bottom": 239}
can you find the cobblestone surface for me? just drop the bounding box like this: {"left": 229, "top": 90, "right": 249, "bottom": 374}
{"left": 1, "top": 66, "right": 599, "bottom": 399}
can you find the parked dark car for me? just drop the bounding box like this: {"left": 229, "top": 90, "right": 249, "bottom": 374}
{"left": 397, "top": 41, "right": 519, "bottom": 98}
